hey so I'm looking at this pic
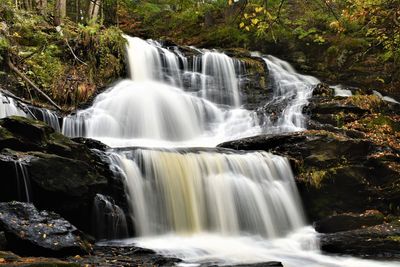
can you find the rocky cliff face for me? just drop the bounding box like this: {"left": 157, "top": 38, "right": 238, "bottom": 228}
{"left": 0, "top": 116, "right": 127, "bottom": 236}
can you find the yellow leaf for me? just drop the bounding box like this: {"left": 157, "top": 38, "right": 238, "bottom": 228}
{"left": 244, "top": 13, "right": 249, "bottom": 19}
{"left": 255, "top": 7, "right": 263, "bottom": 13}
{"left": 245, "top": 26, "right": 250, "bottom": 31}
{"left": 239, "top": 22, "right": 245, "bottom": 28}
{"left": 251, "top": 18, "right": 259, "bottom": 25}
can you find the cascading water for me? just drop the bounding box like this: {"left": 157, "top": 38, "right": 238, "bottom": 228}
{"left": 0, "top": 92, "right": 61, "bottom": 131}
{"left": 108, "top": 149, "right": 304, "bottom": 237}
{"left": 0, "top": 92, "right": 27, "bottom": 118}
{"left": 62, "top": 37, "right": 260, "bottom": 147}
{"left": 14, "top": 160, "right": 31, "bottom": 203}
{"left": 41, "top": 37, "right": 400, "bottom": 266}
{"left": 262, "top": 55, "right": 320, "bottom": 133}
{"left": 92, "top": 194, "right": 129, "bottom": 240}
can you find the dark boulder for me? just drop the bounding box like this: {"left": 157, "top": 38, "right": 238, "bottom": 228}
{"left": 314, "top": 211, "right": 385, "bottom": 233}
{"left": 72, "top": 137, "right": 110, "bottom": 151}
{"left": 0, "top": 201, "right": 91, "bottom": 256}
{"left": 68, "top": 244, "right": 182, "bottom": 266}
{"left": 320, "top": 223, "right": 400, "bottom": 258}
{"left": 0, "top": 117, "right": 127, "bottom": 237}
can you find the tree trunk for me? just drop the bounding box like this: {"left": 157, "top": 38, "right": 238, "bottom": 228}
{"left": 23, "top": 0, "right": 30, "bottom": 10}
{"left": 88, "top": 0, "right": 101, "bottom": 23}
{"left": 35, "top": 0, "right": 47, "bottom": 15}
{"left": 54, "top": 0, "right": 66, "bottom": 26}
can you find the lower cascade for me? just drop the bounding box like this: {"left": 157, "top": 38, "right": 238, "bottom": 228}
{"left": 109, "top": 149, "right": 304, "bottom": 237}
{"left": 106, "top": 149, "right": 399, "bottom": 267}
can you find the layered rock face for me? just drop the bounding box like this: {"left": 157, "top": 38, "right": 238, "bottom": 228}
{"left": 0, "top": 116, "right": 127, "bottom": 235}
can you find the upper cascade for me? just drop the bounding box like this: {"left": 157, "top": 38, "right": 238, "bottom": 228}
{"left": 2, "top": 36, "right": 322, "bottom": 147}
{"left": 62, "top": 36, "right": 260, "bottom": 147}
{"left": 125, "top": 36, "right": 241, "bottom": 106}
{"left": 199, "top": 51, "right": 241, "bottom": 106}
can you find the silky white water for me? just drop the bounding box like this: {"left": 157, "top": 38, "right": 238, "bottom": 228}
{"left": 109, "top": 149, "right": 304, "bottom": 237}
{"left": 262, "top": 55, "right": 320, "bottom": 133}
{"left": 0, "top": 92, "right": 27, "bottom": 118}
{"left": 62, "top": 36, "right": 260, "bottom": 147}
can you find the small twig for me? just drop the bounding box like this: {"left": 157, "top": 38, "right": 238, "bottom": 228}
{"left": 7, "top": 57, "right": 63, "bottom": 111}
{"left": 322, "top": 0, "right": 340, "bottom": 21}
{"left": 65, "top": 38, "right": 88, "bottom": 66}
{"left": 276, "top": 0, "right": 285, "bottom": 21}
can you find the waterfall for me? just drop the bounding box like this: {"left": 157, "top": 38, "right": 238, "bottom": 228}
{"left": 62, "top": 37, "right": 260, "bottom": 147}
{"left": 0, "top": 92, "right": 27, "bottom": 118}
{"left": 262, "top": 55, "right": 319, "bottom": 133}
{"left": 14, "top": 160, "right": 32, "bottom": 203}
{"left": 92, "top": 194, "right": 129, "bottom": 240}
{"left": 28, "top": 106, "right": 61, "bottom": 132}
{"left": 198, "top": 52, "right": 241, "bottom": 106}
{"left": 108, "top": 149, "right": 304, "bottom": 237}
{"left": 0, "top": 92, "right": 61, "bottom": 132}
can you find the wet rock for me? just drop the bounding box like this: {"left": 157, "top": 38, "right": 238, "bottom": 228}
{"left": 238, "top": 57, "right": 270, "bottom": 110}
{"left": 0, "top": 231, "right": 6, "bottom": 250}
{"left": 314, "top": 211, "right": 385, "bottom": 233}
{"left": 312, "top": 83, "right": 334, "bottom": 97}
{"left": 92, "top": 194, "right": 129, "bottom": 240}
{"left": 320, "top": 223, "right": 400, "bottom": 258}
{"left": 68, "top": 244, "right": 181, "bottom": 266}
{"left": 72, "top": 137, "right": 110, "bottom": 151}
{"left": 0, "top": 117, "right": 127, "bottom": 237}
{"left": 0, "top": 250, "right": 79, "bottom": 266}
{"left": 222, "top": 262, "right": 283, "bottom": 267}
{"left": 305, "top": 100, "right": 368, "bottom": 127}
{"left": 0, "top": 202, "right": 91, "bottom": 256}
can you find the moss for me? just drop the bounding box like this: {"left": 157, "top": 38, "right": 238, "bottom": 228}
{"left": 365, "top": 115, "right": 400, "bottom": 133}
{"left": 0, "top": 3, "right": 126, "bottom": 107}
{"left": 25, "top": 46, "right": 65, "bottom": 95}
{"left": 239, "top": 57, "right": 266, "bottom": 74}
{"left": 0, "top": 126, "right": 13, "bottom": 139}
{"left": 0, "top": 35, "right": 10, "bottom": 62}
{"left": 310, "top": 170, "right": 328, "bottom": 187}
{"left": 334, "top": 111, "right": 346, "bottom": 128}
{"left": 386, "top": 235, "right": 400, "bottom": 242}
